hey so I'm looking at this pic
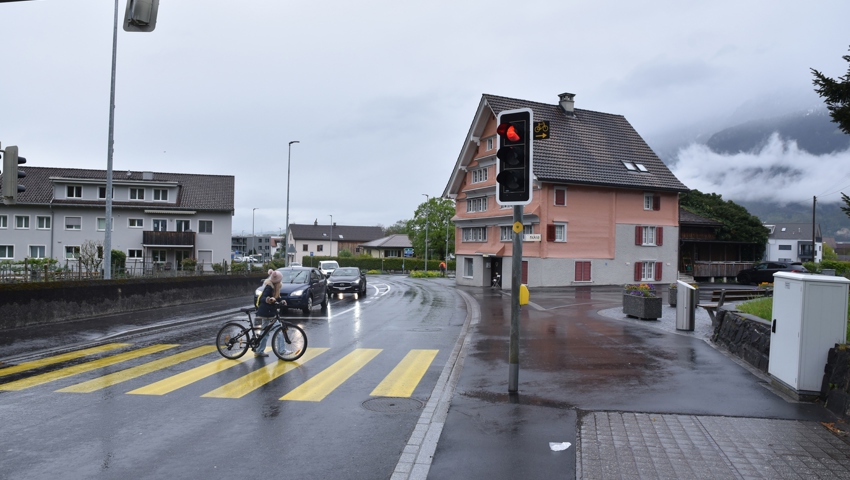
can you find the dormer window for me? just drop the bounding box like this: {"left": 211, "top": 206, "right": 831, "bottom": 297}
{"left": 130, "top": 188, "right": 145, "bottom": 200}
{"left": 153, "top": 189, "right": 168, "bottom": 201}
{"left": 67, "top": 185, "right": 82, "bottom": 198}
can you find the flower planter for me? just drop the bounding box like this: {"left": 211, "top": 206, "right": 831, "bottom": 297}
{"left": 623, "top": 294, "right": 662, "bottom": 320}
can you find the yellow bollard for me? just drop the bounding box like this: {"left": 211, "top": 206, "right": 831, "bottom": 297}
{"left": 519, "top": 284, "right": 529, "bottom": 306}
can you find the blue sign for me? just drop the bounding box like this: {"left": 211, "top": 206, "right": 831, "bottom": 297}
{"left": 310, "top": 252, "right": 314, "bottom": 256}
{"left": 404, "top": 248, "right": 414, "bottom": 258}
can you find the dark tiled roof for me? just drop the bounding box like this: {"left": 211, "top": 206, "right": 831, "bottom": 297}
{"left": 3, "top": 166, "right": 234, "bottom": 211}
{"left": 289, "top": 224, "right": 385, "bottom": 242}
{"left": 679, "top": 208, "right": 723, "bottom": 227}
{"left": 483, "top": 94, "right": 688, "bottom": 192}
{"left": 360, "top": 234, "right": 412, "bottom": 248}
{"left": 768, "top": 223, "right": 821, "bottom": 240}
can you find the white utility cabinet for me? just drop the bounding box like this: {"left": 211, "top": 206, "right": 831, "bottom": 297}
{"left": 768, "top": 272, "right": 849, "bottom": 397}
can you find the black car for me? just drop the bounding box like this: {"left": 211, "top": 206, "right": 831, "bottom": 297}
{"left": 327, "top": 267, "right": 367, "bottom": 296}
{"left": 254, "top": 267, "right": 328, "bottom": 314}
{"left": 736, "top": 261, "right": 808, "bottom": 285}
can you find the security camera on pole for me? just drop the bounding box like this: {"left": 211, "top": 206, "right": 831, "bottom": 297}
{"left": 494, "top": 108, "right": 532, "bottom": 393}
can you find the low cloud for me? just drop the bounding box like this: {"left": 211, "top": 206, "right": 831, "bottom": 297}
{"left": 670, "top": 133, "right": 850, "bottom": 204}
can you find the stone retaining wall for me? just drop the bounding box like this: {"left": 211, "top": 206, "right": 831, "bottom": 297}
{"left": 0, "top": 274, "right": 265, "bottom": 330}
{"left": 822, "top": 345, "right": 850, "bottom": 420}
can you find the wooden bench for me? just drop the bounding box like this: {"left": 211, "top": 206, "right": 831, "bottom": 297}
{"left": 697, "top": 289, "right": 769, "bottom": 324}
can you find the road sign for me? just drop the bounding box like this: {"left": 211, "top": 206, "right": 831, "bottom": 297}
{"left": 404, "top": 248, "right": 414, "bottom": 258}
{"left": 533, "top": 121, "right": 550, "bottom": 140}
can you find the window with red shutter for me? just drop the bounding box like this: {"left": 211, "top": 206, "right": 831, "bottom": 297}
{"left": 555, "top": 188, "right": 566, "bottom": 206}
{"left": 655, "top": 262, "right": 663, "bottom": 281}
{"left": 634, "top": 262, "right": 642, "bottom": 281}
{"left": 575, "top": 261, "right": 591, "bottom": 281}
{"left": 657, "top": 227, "right": 663, "bottom": 246}
{"left": 547, "top": 224, "right": 556, "bottom": 242}
{"left": 653, "top": 195, "right": 661, "bottom": 211}
{"left": 635, "top": 226, "right": 642, "bottom": 245}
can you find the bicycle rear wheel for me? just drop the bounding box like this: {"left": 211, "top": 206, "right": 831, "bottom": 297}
{"left": 272, "top": 323, "right": 307, "bottom": 361}
{"left": 216, "top": 322, "right": 250, "bottom": 359}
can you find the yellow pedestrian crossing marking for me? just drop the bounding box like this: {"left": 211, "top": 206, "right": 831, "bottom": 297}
{"left": 281, "top": 348, "right": 382, "bottom": 402}
{"left": 202, "top": 348, "right": 329, "bottom": 399}
{"left": 370, "top": 349, "right": 438, "bottom": 397}
{"left": 126, "top": 348, "right": 271, "bottom": 396}
{"left": 56, "top": 345, "right": 218, "bottom": 393}
{"left": 0, "top": 344, "right": 178, "bottom": 391}
{"left": 0, "top": 343, "right": 130, "bottom": 378}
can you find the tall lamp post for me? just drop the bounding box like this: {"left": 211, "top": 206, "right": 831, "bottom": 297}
{"left": 329, "top": 214, "right": 333, "bottom": 257}
{"left": 422, "top": 194, "right": 429, "bottom": 273}
{"left": 252, "top": 207, "right": 258, "bottom": 259}
{"left": 285, "top": 140, "right": 299, "bottom": 266}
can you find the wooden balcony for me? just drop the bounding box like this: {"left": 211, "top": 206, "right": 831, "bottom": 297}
{"left": 142, "top": 231, "right": 196, "bottom": 247}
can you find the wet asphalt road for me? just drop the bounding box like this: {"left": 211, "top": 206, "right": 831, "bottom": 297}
{"left": 0, "top": 276, "right": 465, "bottom": 480}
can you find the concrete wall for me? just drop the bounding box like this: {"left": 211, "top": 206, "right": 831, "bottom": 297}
{"left": 0, "top": 274, "right": 264, "bottom": 330}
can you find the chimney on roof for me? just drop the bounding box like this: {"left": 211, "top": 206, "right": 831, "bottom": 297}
{"left": 142, "top": 171, "right": 154, "bottom": 180}
{"left": 558, "top": 92, "right": 576, "bottom": 115}
{"left": 314, "top": 219, "right": 318, "bottom": 225}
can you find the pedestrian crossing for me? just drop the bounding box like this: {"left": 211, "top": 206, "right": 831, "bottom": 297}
{"left": 0, "top": 344, "right": 439, "bottom": 401}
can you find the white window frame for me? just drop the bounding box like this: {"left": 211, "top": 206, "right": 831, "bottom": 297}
{"left": 153, "top": 219, "right": 167, "bottom": 232}
{"left": 641, "top": 261, "right": 657, "bottom": 281}
{"left": 466, "top": 196, "right": 487, "bottom": 213}
{"left": 0, "top": 215, "right": 6, "bottom": 229}
{"left": 153, "top": 189, "right": 168, "bottom": 201}
{"left": 199, "top": 220, "right": 213, "bottom": 234}
{"left": 98, "top": 186, "right": 113, "bottom": 199}
{"left": 65, "top": 245, "right": 80, "bottom": 259}
{"left": 644, "top": 193, "right": 654, "bottom": 210}
{"left": 29, "top": 245, "right": 46, "bottom": 258}
{"left": 486, "top": 137, "right": 495, "bottom": 151}
{"left": 642, "top": 226, "right": 657, "bottom": 246}
{"left": 130, "top": 188, "right": 145, "bottom": 200}
{"left": 127, "top": 249, "right": 143, "bottom": 259}
{"left": 554, "top": 223, "right": 567, "bottom": 242}
{"left": 129, "top": 218, "right": 144, "bottom": 228}
{"left": 66, "top": 185, "right": 82, "bottom": 198}
{"left": 37, "top": 216, "right": 51, "bottom": 229}
{"left": 554, "top": 187, "right": 567, "bottom": 206}
{"left": 15, "top": 215, "right": 30, "bottom": 229}
{"left": 471, "top": 167, "right": 488, "bottom": 184}
{"left": 176, "top": 219, "right": 191, "bottom": 232}
{"left": 152, "top": 249, "right": 167, "bottom": 263}
{"left": 462, "top": 227, "right": 487, "bottom": 242}
{"left": 0, "top": 245, "right": 13, "bottom": 259}
{"left": 464, "top": 257, "right": 474, "bottom": 278}
{"left": 500, "top": 226, "right": 512, "bottom": 242}
{"left": 97, "top": 217, "right": 114, "bottom": 231}
{"left": 65, "top": 216, "right": 82, "bottom": 231}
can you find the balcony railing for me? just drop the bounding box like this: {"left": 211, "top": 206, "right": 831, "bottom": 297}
{"left": 142, "top": 231, "right": 196, "bottom": 247}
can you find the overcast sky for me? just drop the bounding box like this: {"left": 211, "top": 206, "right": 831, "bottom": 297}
{"left": 2, "top": 0, "right": 849, "bottom": 235}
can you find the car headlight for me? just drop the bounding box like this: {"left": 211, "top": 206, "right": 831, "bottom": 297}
{"left": 291, "top": 289, "right": 305, "bottom": 296}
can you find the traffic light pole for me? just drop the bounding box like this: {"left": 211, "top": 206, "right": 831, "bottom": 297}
{"left": 508, "top": 204, "right": 523, "bottom": 393}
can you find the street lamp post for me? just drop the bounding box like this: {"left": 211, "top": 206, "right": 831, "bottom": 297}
{"left": 329, "top": 214, "right": 333, "bottom": 257}
{"left": 252, "top": 207, "right": 258, "bottom": 258}
{"left": 422, "top": 194, "right": 429, "bottom": 273}
{"left": 285, "top": 141, "right": 299, "bottom": 267}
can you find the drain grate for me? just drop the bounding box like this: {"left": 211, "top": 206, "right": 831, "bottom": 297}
{"left": 410, "top": 327, "right": 441, "bottom": 332}
{"left": 362, "top": 397, "right": 424, "bottom": 413}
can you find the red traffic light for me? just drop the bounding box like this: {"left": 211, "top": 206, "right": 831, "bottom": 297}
{"left": 497, "top": 123, "right": 521, "bottom": 142}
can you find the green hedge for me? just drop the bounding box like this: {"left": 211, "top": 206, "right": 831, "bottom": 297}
{"left": 804, "top": 260, "right": 850, "bottom": 276}
{"left": 272, "top": 257, "right": 455, "bottom": 272}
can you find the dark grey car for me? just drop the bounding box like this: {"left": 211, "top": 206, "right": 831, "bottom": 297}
{"left": 736, "top": 261, "right": 808, "bottom": 285}
{"left": 327, "top": 267, "right": 367, "bottom": 296}
{"left": 254, "top": 267, "right": 329, "bottom": 314}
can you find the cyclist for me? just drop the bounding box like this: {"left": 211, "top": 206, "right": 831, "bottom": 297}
{"left": 254, "top": 269, "right": 285, "bottom": 357}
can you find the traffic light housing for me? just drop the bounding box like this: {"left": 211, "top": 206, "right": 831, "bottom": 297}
{"left": 495, "top": 108, "right": 533, "bottom": 205}
{"left": 1, "top": 145, "right": 26, "bottom": 205}
{"left": 123, "top": 0, "right": 160, "bottom": 32}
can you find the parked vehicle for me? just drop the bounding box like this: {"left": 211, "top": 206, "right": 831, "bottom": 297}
{"left": 736, "top": 261, "right": 808, "bottom": 285}
{"left": 318, "top": 260, "right": 339, "bottom": 277}
{"left": 327, "top": 267, "right": 367, "bottom": 296}
{"left": 254, "top": 267, "right": 328, "bottom": 314}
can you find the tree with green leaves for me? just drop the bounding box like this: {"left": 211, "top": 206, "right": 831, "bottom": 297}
{"left": 383, "top": 219, "right": 409, "bottom": 235}
{"left": 407, "top": 197, "right": 455, "bottom": 261}
{"left": 812, "top": 46, "right": 850, "bottom": 135}
{"left": 680, "top": 190, "right": 769, "bottom": 258}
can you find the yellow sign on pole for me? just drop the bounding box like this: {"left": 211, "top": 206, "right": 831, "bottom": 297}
{"left": 512, "top": 222, "right": 523, "bottom": 234}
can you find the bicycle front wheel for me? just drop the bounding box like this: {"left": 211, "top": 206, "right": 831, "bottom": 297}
{"left": 272, "top": 323, "right": 307, "bottom": 361}
{"left": 216, "top": 322, "right": 250, "bottom": 359}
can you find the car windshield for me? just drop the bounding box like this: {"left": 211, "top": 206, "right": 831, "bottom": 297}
{"left": 333, "top": 268, "right": 359, "bottom": 276}
{"left": 322, "top": 262, "right": 339, "bottom": 269}
{"left": 280, "top": 269, "right": 309, "bottom": 283}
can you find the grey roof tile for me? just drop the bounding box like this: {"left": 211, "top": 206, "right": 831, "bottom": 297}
{"left": 289, "top": 223, "right": 385, "bottom": 242}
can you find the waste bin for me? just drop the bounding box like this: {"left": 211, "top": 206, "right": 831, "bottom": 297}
{"left": 675, "top": 280, "right": 697, "bottom": 331}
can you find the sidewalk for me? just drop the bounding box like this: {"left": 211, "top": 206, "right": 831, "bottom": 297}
{"left": 426, "top": 286, "right": 850, "bottom": 479}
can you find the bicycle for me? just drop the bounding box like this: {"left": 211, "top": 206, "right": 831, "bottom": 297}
{"left": 215, "top": 303, "right": 307, "bottom": 361}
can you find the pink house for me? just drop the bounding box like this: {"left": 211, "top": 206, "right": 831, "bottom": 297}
{"left": 443, "top": 93, "right": 689, "bottom": 288}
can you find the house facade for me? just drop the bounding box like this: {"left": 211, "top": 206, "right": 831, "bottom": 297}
{"left": 764, "top": 223, "right": 822, "bottom": 263}
{"left": 443, "top": 93, "right": 689, "bottom": 288}
{"left": 286, "top": 223, "right": 384, "bottom": 265}
{"left": 0, "top": 167, "right": 234, "bottom": 271}
{"left": 359, "top": 234, "right": 413, "bottom": 258}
